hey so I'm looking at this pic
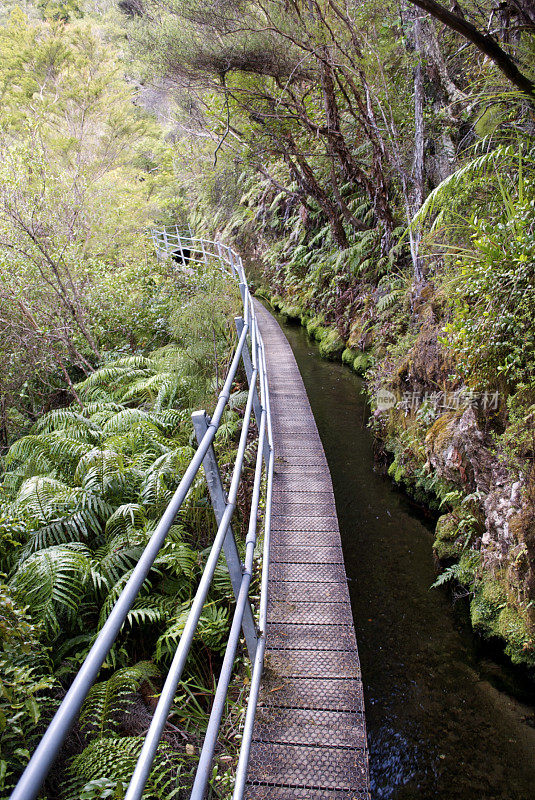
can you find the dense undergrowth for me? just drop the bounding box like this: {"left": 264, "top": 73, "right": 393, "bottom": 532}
{"left": 0, "top": 262, "right": 254, "bottom": 797}
{"left": 0, "top": 7, "right": 257, "bottom": 795}
{"left": 173, "top": 132, "right": 535, "bottom": 671}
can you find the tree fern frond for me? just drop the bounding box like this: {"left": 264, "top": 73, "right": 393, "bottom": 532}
{"left": 65, "top": 736, "right": 184, "bottom": 800}
{"left": 412, "top": 144, "right": 516, "bottom": 226}
{"left": 155, "top": 540, "right": 198, "bottom": 580}
{"left": 79, "top": 662, "right": 160, "bottom": 738}
{"left": 105, "top": 504, "right": 147, "bottom": 541}
{"left": 227, "top": 389, "right": 249, "bottom": 411}
{"left": 215, "top": 410, "right": 240, "bottom": 444}
{"left": 91, "top": 537, "right": 144, "bottom": 591}
{"left": 97, "top": 570, "right": 153, "bottom": 631}
{"left": 10, "top": 543, "right": 91, "bottom": 636}
{"left": 5, "top": 435, "right": 54, "bottom": 473}
{"left": 75, "top": 448, "right": 124, "bottom": 489}
{"left": 34, "top": 409, "right": 101, "bottom": 438}
{"left": 377, "top": 288, "right": 405, "bottom": 314}
{"left": 102, "top": 409, "right": 162, "bottom": 436}
{"left": 140, "top": 447, "right": 194, "bottom": 507}
{"left": 125, "top": 597, "right": 171, "bottom": 630}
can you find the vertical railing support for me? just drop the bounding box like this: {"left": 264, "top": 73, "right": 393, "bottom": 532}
{"left": 235, "top": 316, "right": 263, "bottom": 438}
{"left": 229, "top": 248, "right": 236, "bottom": 276}
{"left": 191, "top": 411, "right": 258, "bottom": 662}
{"left": 177, "top": 235, "right": 186, "bottom": 266}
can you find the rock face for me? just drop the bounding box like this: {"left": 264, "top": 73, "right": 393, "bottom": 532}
{"left": 425, "top": 407, "right": 535, "bottom": 657}
{"left": 426, "top": 408, "right": 521, "bottom": 552}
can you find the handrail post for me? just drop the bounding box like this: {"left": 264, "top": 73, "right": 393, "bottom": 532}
{"left": 177, "top": 233, "right": 186, "bottom": 266}
{"left": 191, "top": 411, "right": 258, "bottom": 662}
{"left": 229, "top": 248, "right": 236, "bottom": 276}
{"left": 235, "top": 316, "right": 263, "bottom": 444}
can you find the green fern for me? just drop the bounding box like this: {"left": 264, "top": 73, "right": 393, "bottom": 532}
{"left": 431, "top": 563, "right": 460, "bottom": 589}
{"left": 79, "top": 662, "right": 160, "bottom": 738}
{"left": 412, "top": 143, "right": 519, "bottom": 226}
{"left": 10, "top": 543, "right": 91, "bottom": 636}
{"left": 65, "top": 736, "right": 186, "bottom": 800}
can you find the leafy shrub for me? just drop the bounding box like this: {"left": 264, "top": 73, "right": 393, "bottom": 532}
{"left": 0, "top": 585, "right": 55, "bottom": 795}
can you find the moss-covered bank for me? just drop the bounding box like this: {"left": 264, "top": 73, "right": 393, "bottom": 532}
{"left": 255, "top": 283, "right": 535, "bottom": 670}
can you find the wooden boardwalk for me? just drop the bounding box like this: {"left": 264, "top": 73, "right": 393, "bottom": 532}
{"left": 245, "top": 302, "right": 370, "bottom": 800}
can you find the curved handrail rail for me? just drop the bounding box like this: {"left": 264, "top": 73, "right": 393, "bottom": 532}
{"left": 11, "top": 229, "right": 273, "bottom": 800}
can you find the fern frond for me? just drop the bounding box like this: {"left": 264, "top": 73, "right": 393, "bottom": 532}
{"left": 431, "top": 563, "right": 460, "bottom": 588}
{"left": 104, "top": 504, "right": 147, "bottom": 541}
{"left": 412, "top": 144, "right": 515, "bottom": 226}
{"left": 65, "top": 736, "right": 184, "bottom": 800}
{"left": 34, "top": 409, "right": 101, "bottom": 438}
{"left": 10, "top": 543, "right": 91, "bottom": 636}
{"left": 79, "top": 662, "right": 160, "bottom": 738}
{"left": 102, "top": 409, "right": 162, "bottom": 436}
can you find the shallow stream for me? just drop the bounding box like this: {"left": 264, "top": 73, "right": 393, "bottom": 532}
{"left": 274, "top": 313, "right": 535, "bottom": 800}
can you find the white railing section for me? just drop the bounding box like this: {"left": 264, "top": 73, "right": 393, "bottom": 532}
{"left": 11, "top": 229, "right": 274, "bottom": 800}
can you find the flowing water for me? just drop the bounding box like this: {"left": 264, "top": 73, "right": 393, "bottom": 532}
{"left": 273, "top": 312, "right": 535, "bottom": 800}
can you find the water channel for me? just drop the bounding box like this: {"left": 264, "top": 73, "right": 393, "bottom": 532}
{"left": 273, "top": 311, "right": 535, "bottom": 800}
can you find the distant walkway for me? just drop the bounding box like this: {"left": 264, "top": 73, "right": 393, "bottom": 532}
{"left": 245, "top": 302, "right": 370, "bottom": 799}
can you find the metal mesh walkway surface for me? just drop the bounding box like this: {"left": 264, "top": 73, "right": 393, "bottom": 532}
{"left": 245, "top": 302, "right": 370, "bottom": 800}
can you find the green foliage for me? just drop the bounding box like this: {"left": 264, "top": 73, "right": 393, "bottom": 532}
{"left": 470, "top": 573, "right": 535, "bottom": 666}
{"left": 0, "top": 585, "right": 55, "bottom": 795}
{"left": 441, "top": 184, "right": 535, "bottom": 388}
{"left": 352, "top": 353, "right": 372, "bottom": 376}
{"left": 417, "top": 144, "right": 535, "bottom": 391}
{"left": 65, "top": 737, "right": 185, "bottom": 800}
{"left": 10, "top": 543, "right": 91, "bottom": 637}
{"left": 80, "top": 662, "right": 160, "bottom": 738}
{"left": 305, "top": 316, "right": 327, "bottom": 341}
{"left": 0, "top": 9, "right": 179, "bottom": 443}
{"left": 318, "top": 328, "right": 345, "bottom": 360}
{"left": 0, "top": 272, "right": 248, "bottom": 791}
{"left": 169, "top": 266, "right": 241, "bottom": 406}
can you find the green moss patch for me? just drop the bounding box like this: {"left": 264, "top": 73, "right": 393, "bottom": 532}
{"left": 306, "top": 315, "right": 326, "bottom": 340}
{"left": 352, "top": 352, "right": 372, "bottom": 375}
{"left": 471, "top": 575, "right": 535, "bottom": 667}
{"left": 434, "top": 511, "right": 464, "bottom": 560}
{"left": 318, "top": 328, "right": 345, "bottom": 359}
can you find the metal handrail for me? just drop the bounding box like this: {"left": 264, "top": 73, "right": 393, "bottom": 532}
{"left": 11, "top": 230, "right": 273, "bottom": 800}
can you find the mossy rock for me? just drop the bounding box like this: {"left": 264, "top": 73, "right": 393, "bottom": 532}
{"left": 425, "top": 412, "right": 459, "bottom": 453}
{"left": 498, "top": 606, "right": 535, "bottom": 667}
{"left": 433, "top": 511, "right": 463, "bottom": 560}
{"left": 318, "top": 329, "right": 345, "bottom": 360}
{"left": 347, "top": 316, "right": 367, "bottom": 349}
{"left": 471, "top": 576, "right": 535, "bottom": 666}
{"left": 306, "top": 315, "right": 326, "bottom": 340}
{"left": 353, "top": 352, "right": 372, "bottom": 375}
{"left": 279, "top": 302, "right": 304, "bottom": 322}
{"left": 456, "top": 549, "right": 481, "bottom": 585}
{"left": 270, "top": 295, "right": 284, "bottom": 311}
{"left": 470, "top": 577, "right": 507, "bottom": 634}
{"left": 342, "top": 347, "right": 355, "bottom": 366}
